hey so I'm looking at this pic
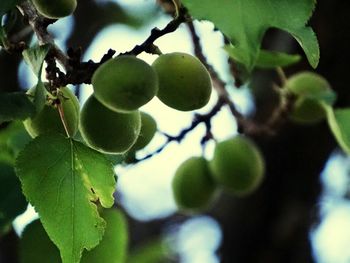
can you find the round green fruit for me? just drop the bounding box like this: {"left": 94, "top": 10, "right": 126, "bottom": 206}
{"left": 285, "top": 71, "right": 335, "bottom": 124}
{"left": 32, "top": 0, "right": 77, "bottom": 19}
{"left": 172, "top": 157, "right": 217, "bottom": 211}
{"left": 130, "top": 112, "right": 157, "bottom": 151}
{"left": 152, "top": 52, "right": 212, "bottom": 111}
{"left": 79, "top": 95, "right": 141, "bottom": 154}
{"left": 289, "top": 98, "right": 326, "bottom": 124}
{"left": 210, "top": 136, "right": 265, "bottom": 196}
{"left": 24, "top": 86, "right": 80, "bottom": 138}
{"left": 92, "top": 56, "right": 158, "bottom": 113}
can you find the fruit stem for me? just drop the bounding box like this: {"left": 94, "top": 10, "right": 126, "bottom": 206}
{"left": 276, "top": 67, "right": 287, "bottom": 87}
{"left": 171, "top": 0, "right": 180, "bottom": 18}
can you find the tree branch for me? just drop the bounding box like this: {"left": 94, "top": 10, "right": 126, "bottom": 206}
{"left": 132, "top": 97, "right": 226, "bottom": 164}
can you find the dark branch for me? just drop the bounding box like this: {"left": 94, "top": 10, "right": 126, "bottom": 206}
{"left": 122, "top": 8, "right": 188, "bottom": 56}
{"left": 132, "top": 97, "right": 226, "bottom": 164}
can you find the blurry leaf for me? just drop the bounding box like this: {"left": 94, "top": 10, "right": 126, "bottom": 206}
{"left": 182, "top": 0, "right": 319, "bottom": 71}
{"left": 15, "top": 134, "right": 116, "bottom": 263}
{"left": 0, "top": 121, "right": 31, "bottom": 163}
{"left": 324, "top": 106, "right": 350, "bottom": 155}
{"left": 0, "top": 92, "right": 35, "bottom": 123}
{"left": 20, "top": 219, "right": 61, "bottom": 263}
{"left": 0, "top": 0, "right": 21, "bottom": 17}
{"left": 20, "top": 209, "right": 128, "bottom": 263}
{"left": 82, "top": 209, "right": 128, "bottom": 263}
{"left": 0, "top": 162, "right": 27, "bottom": 234}
{"left": 98, "top": 2, "right": 143, "bottom": 28}
{"left": 0, "top": 26, "right": 8, "bottom": 48}
{"left": 127, "top": 239, "right": 171, "bottom": 263}
{"left": 105, "top": 153, "right": 125, "bottom": 166}
{"left": 22, "top": 44, "right": 51, "bottom": 78}
{"left": 255, "top": 50, "right": 301, "bottom": 69}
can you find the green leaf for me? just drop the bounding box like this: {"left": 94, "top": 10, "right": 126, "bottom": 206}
{"left": 82, "top": 209, "right": 128, "bottom": 263}
{"left": 0, "top": 162, "right": 27, "bottom": 234}
{"left": 0, "top": 122, "right": 31, "bottom": 164}
{"left": 32, "top": 80, "right": 47, "bottom": 113}
{"left": 324, "top": 105, "right": 350, "bottom": 154}
{"left": 105, "top": 153, "right": 126, "bottom": 166}
{"left": 15, "top": 134, "right": 116, "bottom": 263}
{"left": 20, "top": 219, "right": 62, "bottom": 263}
{"left": 0, "top": 92, "right": 35, "bottom": 123}
{"left": 182, "top": 0, "right": 319, "bottom": 70}
{"left": 22, "top": 44, "right": 51, "bottom": 78}
{"left": 20, "top": 209, "right": 128, "bottom": 263}
{"left": 255, "top": 50, "right": 301, "bottom": 69}
{"left": 0, "top": 26, "right": 9, "bottom": 49}
{"left": 127, "top": 239, "right": 171, "bottom": 263}
{"left": 0, "top": 0, "right": 21, "bottom": 17}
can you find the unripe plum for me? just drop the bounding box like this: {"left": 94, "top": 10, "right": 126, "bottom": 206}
{"left": 129, "top": 112, "right": 157, "bottom": 152}
{"left": 172, "top": 157, "right": 217, "bottom": 211}
{"left": 32, "top": 0, "right": 77, "bottom": 19}
{"left": 79, "top": 95, "right": 141, "bottom": 154}
{"left": 285, "top": 72, "right": 334, "bottom": 124}
{"left": 92, "top": 56, "right": 158, "bottom": 113}
{"left": 24, "top": 86, "right": 80, "bottom": 138}
{"left": 152, "top": 52, "right": 212, "bottom": 111}
{"left": 210, "top": 136, "right": 265, "bottom": 196}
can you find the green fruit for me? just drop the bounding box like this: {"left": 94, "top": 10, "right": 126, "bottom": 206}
{"left": 32, "top": 0, "right": 77, "bottom": 19}
{"left": 285, "top": 71, "right": 335, "bottom": 124}
{"left": 152, "top": 52, "right": 212, "bottom": 111}
{"left": 130, "top": 112, "right": 157, "bottom": 151}
{"left": 172, "top": 157, "right": 217, "bottom": 211}
{"left": 92, "top": 56, "right": 158, "bottom": 113}
{"left": 289, "top": 98, "right": 326, "bottom": 124}
{"left": 210, "top": 136, "right": 265, "bottom": 196}
{"left": 80, "top": 95, "right": 141, "bottom": 154}
{"left": 24, "top": 86, "right": 80, "bottom": 138}
{"left": 123, "top": 112, "right": 157, "bottom": 164}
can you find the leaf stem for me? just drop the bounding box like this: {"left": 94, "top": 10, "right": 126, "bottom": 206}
{"left": 57, "top": 102, "right": 70, "bottom": 138}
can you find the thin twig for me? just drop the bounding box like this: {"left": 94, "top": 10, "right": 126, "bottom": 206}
{"left": 17, "top": 0, "right": 69, "bottom": 69}
{"left": 122, "top": 7, "right": 188, "bottom": 56}
{"left": 133, "top": 97, "right": 226, "bottom": 163}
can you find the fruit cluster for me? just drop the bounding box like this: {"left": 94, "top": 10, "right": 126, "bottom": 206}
{"left": 172, "top": 136, "right": 265, "bottom": 212}
{"left": 23, "top": 52, "right": 212, "bottom": 155}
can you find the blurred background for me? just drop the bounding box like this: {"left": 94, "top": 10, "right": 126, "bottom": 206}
{"left": 2, "top": 0, "right": 350, "bottom": 262}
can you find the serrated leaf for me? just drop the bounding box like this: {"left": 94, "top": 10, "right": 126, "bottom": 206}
{"left": 0, "top": 92, "right": 35, "bottom": 123}
{"left": 22, "top": 44, "right": 51, "bottom": 78}
{"left": 183, "top": 0, "right": 319, "bottom": 70}
{"left": 324, "top": 105, "right": 350, "bottom": 155}
{"left": 0, "top": 0, "right": 21, "bottom": 17}
{"left": 82, "top": 209, "right": 128, "bottom": 263}
{"left": 20, "top": 209, "right": 128, "bottom": 263}
{"left": 0, "top": 162, "right": 27, "bottom": 233}
{"left": 255, "top": 50, "right": 301, "bottom": 69}
{"left": 15, "top": 134, "right": 116, "bottom": 263}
